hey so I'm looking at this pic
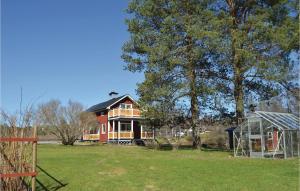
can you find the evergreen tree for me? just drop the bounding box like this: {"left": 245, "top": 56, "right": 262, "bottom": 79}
{"left": 122, "top": 0, "right": 299, "bottom": 146}
{"left": 221, "top": 0, "right": 299, "bottom": 122}
{"left": 122, "top": 0, "right": 221, "bottom": 148}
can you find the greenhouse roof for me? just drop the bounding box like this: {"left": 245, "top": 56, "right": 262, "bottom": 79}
{"left": 255, "top": 111, "right": 299, "bottom": 130}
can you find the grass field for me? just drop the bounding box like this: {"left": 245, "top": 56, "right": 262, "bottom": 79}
{"left": 37, "top": 144, "right": 299, "bottom": 191}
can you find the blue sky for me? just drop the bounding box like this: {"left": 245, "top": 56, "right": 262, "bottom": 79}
{"left": 1, "top": 0, "right": 144, "bottom": 112}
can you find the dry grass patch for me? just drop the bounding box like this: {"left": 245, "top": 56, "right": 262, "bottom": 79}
{"left": 98, "top": 167, "right": 127, "bottom": 177}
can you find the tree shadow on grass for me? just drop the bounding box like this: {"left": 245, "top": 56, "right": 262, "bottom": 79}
{"left": 158, "top": 144, "right": 174, "bottom": 150}
{"left": 145, "top": 143, "right": 197, "bottom": 151}
{"left": 200, "top": 145, "right": 231, "bottom": 152}
{"left": 36, "top": 165, "right": 67, "bottom": 191}
{"left": 145, "top": 143, "right": 233, "bottom": 154}
{"left": 200, "top": 146, "right": 234, "bottom": 156}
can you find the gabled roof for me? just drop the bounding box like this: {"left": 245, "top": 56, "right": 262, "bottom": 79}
{"left": 86, "top": 94, "right": 136, "bottom": 113}
{"left": 255, "top": 111, "right": 299, "bottom": 130}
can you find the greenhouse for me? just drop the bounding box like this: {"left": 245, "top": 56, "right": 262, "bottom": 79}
{"left": 233, "top": 111, "right": 300, "bottom": 159}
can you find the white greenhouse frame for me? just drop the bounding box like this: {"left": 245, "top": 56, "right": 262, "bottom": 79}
{"left": 233, "top": 111, "right": 300, "bottom": 159}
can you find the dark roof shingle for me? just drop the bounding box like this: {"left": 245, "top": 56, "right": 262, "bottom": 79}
{"left": 86, "top": 95, "right": 126, "bottom": 112}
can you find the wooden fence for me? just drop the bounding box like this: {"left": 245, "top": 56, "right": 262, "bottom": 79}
{"left": 0, "top": 126, "right": 37, "bottom": 191}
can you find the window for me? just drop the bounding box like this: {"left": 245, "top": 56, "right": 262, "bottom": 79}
{"left": 101, "top": 124, "right": 106, "bottom": 134}
{"left": 120, "top": 103, "right": 132, "bottom": 109}
{"left": 121, "top": 123, "right": 131, "bottom": 131}
{"left": 89, "top": 127, "right": 99, "bottom": 134}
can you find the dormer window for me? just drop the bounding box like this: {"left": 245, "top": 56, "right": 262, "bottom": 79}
{"left": 120, "top": 103, "right": 132, "bottom": 109}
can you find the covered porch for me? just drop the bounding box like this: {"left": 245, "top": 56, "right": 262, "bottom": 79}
{"left": 108, "top": 119, "right": 154, "bottom": 141}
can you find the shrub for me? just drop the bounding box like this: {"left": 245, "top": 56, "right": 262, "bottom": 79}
{"left": 200, "top": 127, "right": 227, "bottom": 149}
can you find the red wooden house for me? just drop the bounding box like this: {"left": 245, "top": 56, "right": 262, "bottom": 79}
{"left": 83, "top": 94, "right": 154, "bottom": 143}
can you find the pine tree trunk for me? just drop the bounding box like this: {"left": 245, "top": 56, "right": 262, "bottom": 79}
{"left": 230, "top": 8, "right": 245, "bottom": 125}
{"left": 233, "top": 70, "right": 244, "bottom": 123}
{"left": 186, "top": 35, "right": 201, "bottom": 149}
{"left": 191, "top": 96, "right": 201, "bottom": 149}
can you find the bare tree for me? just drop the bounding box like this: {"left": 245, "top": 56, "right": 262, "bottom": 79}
{"left": 37, "top": 100, "right": 97, "bottom": 145}
{"left": 0, "top": 106, "right": 35, "bottom": 191}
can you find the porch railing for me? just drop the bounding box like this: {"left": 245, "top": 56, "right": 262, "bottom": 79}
{"left": 82, "top": 134, "right": 99, "bottom": 141}
{"left": 108, "top": 108, "right": 141, "bottom": 118}
{"left": 141, "top": 132, "right": 154, "bottom": 139}
{"left": 108, "top": 131, "right": 133, "bottom": 139}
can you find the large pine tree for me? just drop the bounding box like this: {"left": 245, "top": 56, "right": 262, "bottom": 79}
{"left": 122, "top": 0, "right": 299, "bottom": 147}
{"left": 221, "top": 0, "right": 299, "bottom": 122}
{"left": 122, "top": 0, "right": 222, "bottom": 148}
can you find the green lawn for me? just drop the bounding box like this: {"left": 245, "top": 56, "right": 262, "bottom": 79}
{"left": 37, "top": 144, "right": 299, "bottom": 191}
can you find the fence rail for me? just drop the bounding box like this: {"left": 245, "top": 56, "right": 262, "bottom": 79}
{"left": 0, "top": 172, "right": 37, "bottom": 178}
{"left": 0, "top": 126, "right": 37, "bottom": 191}
{"left": 0, "top": 137, "right": 37, "bottom": 142}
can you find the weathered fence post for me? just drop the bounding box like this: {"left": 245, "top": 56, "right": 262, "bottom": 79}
{"left": 32, "top": 126, "right": 37, "bottom": 191}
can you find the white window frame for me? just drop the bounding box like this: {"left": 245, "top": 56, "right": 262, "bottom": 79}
{"left": 119, "top": 103, "right": 132, "bottom": 109}
{"left": 120, "top": 122, "right": 131, "bottom": 132}
{"left": 101, "top": 124, "right": 106, "bottom": 134}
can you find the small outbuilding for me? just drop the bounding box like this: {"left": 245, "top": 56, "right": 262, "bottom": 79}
{"left": 225, "top": 127, "right": 236, "bottom": 150}
{"left": 233, "top": 111, "right": 300, "bottom": 159}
